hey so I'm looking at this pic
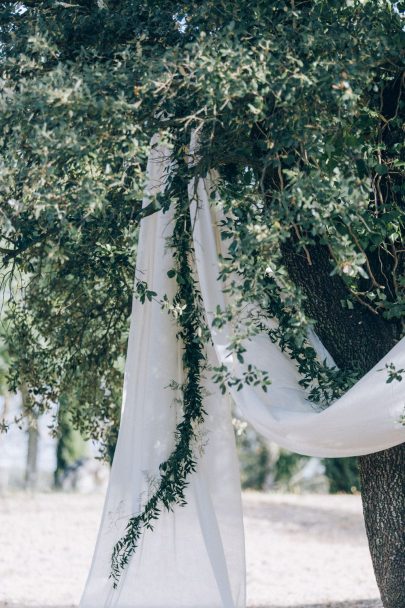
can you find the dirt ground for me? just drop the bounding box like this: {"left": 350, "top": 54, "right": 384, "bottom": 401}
{"left": 0, "top": 491, "right": 382, "bottom": 608}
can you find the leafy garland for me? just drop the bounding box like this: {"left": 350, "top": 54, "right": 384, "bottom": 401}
{"left": 110, "top": 183, "right": 207, "bottom": 587}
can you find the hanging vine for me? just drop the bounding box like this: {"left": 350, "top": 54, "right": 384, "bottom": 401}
{"left": 110, "top": 179, "right": 208, "bottom": 587}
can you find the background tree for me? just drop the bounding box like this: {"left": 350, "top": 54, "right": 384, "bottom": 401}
{"left": 0, "top": 338, "right": 10, "bottom": 424}
{"left": 324, "top": 457, "right": 360, "bottom": 494}
{"left": 0, "top": 1, "right": 403, "bottom": 606}
{"left": 54, "top": 397, "right": 88, "bottom": 488}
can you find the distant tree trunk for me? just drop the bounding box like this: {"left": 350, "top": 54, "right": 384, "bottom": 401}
{"left": 54, "top": 398, "right": 87, "bottom": 488}
{"left": 22, "top": 385, "right": 39, "bottom": 490}
{"left": 25, "top": 422, "right": 39, "bottom": 489}
{"left": 0, "top": 392, "right": 11, "bottom": 491}
{"left": 281, "top": 241, "right": 405, "bottom": 608}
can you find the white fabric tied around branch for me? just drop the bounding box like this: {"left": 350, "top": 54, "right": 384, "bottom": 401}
{"left": 80, "top": 140, "right": 405, "bottom": 608}
{"left": 190, "top": 175, "right": 405, "bottom": 458}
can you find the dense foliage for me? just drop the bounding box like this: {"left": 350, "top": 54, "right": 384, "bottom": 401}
{"left": 1, "top": 0, "right": 403, "bottom": 441}
{"left": 0, "top": 0, "right": 403, "bottom": 581}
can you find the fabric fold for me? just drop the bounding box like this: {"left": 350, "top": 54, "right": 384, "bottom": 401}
{"left": 80, "top": 142, "right": 404, "bottom": 608}
{"left": 190, "top": 175, "right": 405, "bottom": 458}
{"left": 80, "top": 141, "right": 245, "bottom": 608}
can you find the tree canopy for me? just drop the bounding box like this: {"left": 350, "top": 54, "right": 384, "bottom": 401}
{"left": 0, "top": 0, "right": 403, "bottom": 445}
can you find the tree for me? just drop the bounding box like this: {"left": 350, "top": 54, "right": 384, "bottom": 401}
{"left": 324, "top": 457, "right": 360, "bottom": 494}
{"left": 0, "top": 1, "right": 403, "bottom": 605}
{"left": 54, "top": 397, "right": 88, "bottom": 488}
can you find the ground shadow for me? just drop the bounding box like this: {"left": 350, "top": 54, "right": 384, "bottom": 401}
{"left": 0, "top": 605, "right": 77, "bottom": 608}
{"left": 243, "top": 497, "right": 368, "bottom": 544}
{"left": 252, "top": 600, "right": 382, "bottom": 608}
{"left": 0, "top": 602, "right": 382, "bottom": 608}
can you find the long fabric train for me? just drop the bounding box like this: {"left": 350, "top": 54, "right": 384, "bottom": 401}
{"left": 80, "top": 141, "right": 405, "bottom": 608}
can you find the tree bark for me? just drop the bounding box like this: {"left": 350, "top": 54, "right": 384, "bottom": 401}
{"left": 281, "top": 241, "right": 404, "bottom": 608}
{"left": 359, "top": 445, "right": 405, "bottom": 608}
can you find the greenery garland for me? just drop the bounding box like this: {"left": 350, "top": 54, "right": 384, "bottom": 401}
{"left": 110, "top": 180, "right": 207, "bottom": 587}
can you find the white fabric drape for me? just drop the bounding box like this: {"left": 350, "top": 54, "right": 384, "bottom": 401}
{"left": 189, "top": 176, "right": 405, "bottom": 458}
{"left": 80, "top": 140, "right": 246, "bottom": 608}
{"left": 80, "top": 142, "right": 405, "bottom": 608}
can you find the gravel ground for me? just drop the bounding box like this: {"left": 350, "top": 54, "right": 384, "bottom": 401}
{"left": 0, "top": 491, "right": 382, "bottom": 608}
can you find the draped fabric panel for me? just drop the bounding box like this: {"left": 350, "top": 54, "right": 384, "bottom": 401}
{"left": 189, "top": 176, "right": 405, "bottom": 458}
{"left": 80, "top": 140, "right": 246, "bottom": 608}
{"left": 80, "top": 143, "right": 405, "bottom": 608}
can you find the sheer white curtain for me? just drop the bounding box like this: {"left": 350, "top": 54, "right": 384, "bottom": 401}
{"left": 80, "top": 142, "right": 405, "bottom": 608}
{"left": 80, "top": 139, "right": 245, "bottom": 608}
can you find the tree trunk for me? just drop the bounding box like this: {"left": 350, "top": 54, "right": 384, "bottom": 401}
{"left": 21, "top": 385, "right": 39, "bottom": 491}
{"left": 0, "top": 392, "right": 11, "bottom": 491}
{"left": 25, "top": 421, "right": 39, "bottom": 490}
{"left": 358, "top": 445, "right": 405, "bottom": 608}
{"left": 281, "top": 241, "right": 404, "bottom": 608}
